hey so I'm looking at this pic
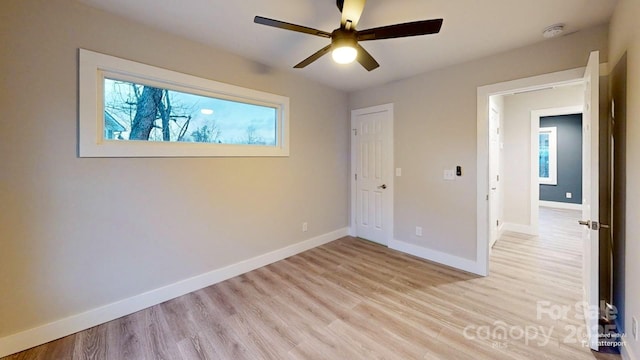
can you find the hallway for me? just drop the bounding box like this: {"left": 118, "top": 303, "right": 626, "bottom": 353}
{"left": 494, "top": 206, "right": 619, "bottom": 359}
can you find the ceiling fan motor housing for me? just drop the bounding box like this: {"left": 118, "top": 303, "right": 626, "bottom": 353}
{"left": 332, "top": 29, "right": 357, "bottom": 49}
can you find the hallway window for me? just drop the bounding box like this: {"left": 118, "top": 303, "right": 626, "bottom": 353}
{"left": 539, "top": 127, "right": 557, "bottom": 185}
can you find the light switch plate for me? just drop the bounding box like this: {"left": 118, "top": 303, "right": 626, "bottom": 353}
{"left": 395, "top": 168, "right": 402, "bottom": 177}
{"left": 444, "top": 169, "right": 455, "bottom": 180}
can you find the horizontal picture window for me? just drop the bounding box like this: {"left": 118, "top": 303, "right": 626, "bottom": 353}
{"left": 79, "top": 49, "right": 289, "bottom": 157}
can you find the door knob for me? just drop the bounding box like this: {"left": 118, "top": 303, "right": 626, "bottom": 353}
{"left": 579, "top": 220, "right": 610, "bottom": 230}
{"left": 378, "top": 184, "right": 387, "bottom": 189}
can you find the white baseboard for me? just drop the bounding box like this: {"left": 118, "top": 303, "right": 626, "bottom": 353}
{"left": 502, "top": 222, "right": 538, "bottom": 236}
{"left": 539, "top": 200, "right": 583, "bottom": 210}
{"left": 389, "top": 239, "right": 483, "bottom": 275}
{"left": 0, "top": 228, "right": 349, "bottom": 358}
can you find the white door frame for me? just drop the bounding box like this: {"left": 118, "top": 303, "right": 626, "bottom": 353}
{"left": 350, "top": 103, "right": 394, "bottom": 244}
{"left": 476, "top": 67, "right": 586, "bottom": 276}
{"left": 530, "top": 106, "right": 584, "bottom": 222}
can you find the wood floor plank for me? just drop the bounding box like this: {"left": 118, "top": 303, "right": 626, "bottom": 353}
{"left": 197, "top": 318, "right": 253, "bottom": 360}
{"left": 176, "top": 332, "right": 221, "bottom": 360}
{"left": 105, "top": 311, "right": 146, "bottom": 360}
{"left": 72, "top": 323, "right": 107, "bottom": 360}
{"left": 287, "top": 325, "right": 363, "bottom": 360}
{"left": 200, "top": 283, "right": 238, "bottom": 319}
{"left": 40, "top": 334, "right": 76, "bottom": 360}
{"left": 3, "top": 207, "right": 619, "bottom": 360}
{"left": 140, "top": 305, "right": 181, "bottom": 360}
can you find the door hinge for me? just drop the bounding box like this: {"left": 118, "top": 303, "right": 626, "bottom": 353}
{"left": 352, "top": 129, "right": 358, "bottom": 136}
{"left": 496, "top": 219, "right": 499, "bottom": 227}
{"left": 355, "top": 173, "right": 358, "bottom": 181}
{"left": 497, "top": 175, "right": 500, "bottom": 182}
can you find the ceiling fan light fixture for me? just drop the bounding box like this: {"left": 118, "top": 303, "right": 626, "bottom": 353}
{"left": 332, "top": 45, "right": 357, "bottom": 64}
{"left": 254, "top": 0, "right": 443, "bottom": 71}
{"left": 331, "top": 30, "right": 358, "bottom": 64}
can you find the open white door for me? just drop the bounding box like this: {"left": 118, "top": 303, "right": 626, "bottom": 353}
{"left": 580, "top": 51, "right": 600, "bottom": 351}
{"left": 351, "top": 104, "right": 394, "bottom": 246}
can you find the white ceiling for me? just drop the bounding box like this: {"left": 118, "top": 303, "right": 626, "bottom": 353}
{"left": 77, "top": 0, "right": 618, "bottom": 92}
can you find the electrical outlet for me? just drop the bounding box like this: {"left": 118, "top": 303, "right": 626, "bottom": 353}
{"left": 415, "top": 226, "right": 423, "bottom": 237}
{"left": 302, "top": 222, "right": 308, "bottom": 232}
{"left": 633, "top": 316, "right": 638, "bottom": 341}
{"left": 566, "top": 192, "right": 573, "bottom": 199}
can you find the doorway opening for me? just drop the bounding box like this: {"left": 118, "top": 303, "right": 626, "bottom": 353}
{"left": 477, "top": 51, "right": 603, "bottom": 350}
{"left": 476, "top": 66, "right": 587, "bottom": 273}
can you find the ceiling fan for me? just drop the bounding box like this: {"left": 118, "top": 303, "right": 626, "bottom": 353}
{"left": 254, "top": 0, "right": 443, "bottom": 71}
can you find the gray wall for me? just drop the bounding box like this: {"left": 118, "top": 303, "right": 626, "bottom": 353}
{"left": 539, "top": 114, "right": 583, "bottom": 204}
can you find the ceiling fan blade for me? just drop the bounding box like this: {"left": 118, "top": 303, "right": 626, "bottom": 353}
{"left": 357, "top": 19, "right": 443, "bottom": 41}
{"left": 294, "top": 44, "right": 333, "bottom": 68}
{"left": 340, "top": 0, "right": 366, "bottom": 29}
{"left": 355, "top": 44, "right": 379, "bottom": 71}
{"left": 254, "top": 16, "right": 331, "bottom": 38}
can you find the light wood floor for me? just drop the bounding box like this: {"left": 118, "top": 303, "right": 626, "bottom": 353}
{"left": 4, "top": 207, "right": 620, "bottom": 359}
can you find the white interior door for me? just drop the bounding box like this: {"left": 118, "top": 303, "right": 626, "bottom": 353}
{"left": 580, "top": 51, "right": 600, "bottom": 351}
{"left": 352, "top": 104, "right": 393, "bottom": 245}
{"left": 488, "top": 105, "right": 501, "bottom": 248}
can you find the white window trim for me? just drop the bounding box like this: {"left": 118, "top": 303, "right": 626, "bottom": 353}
{"left": 539, "top": 126, "right": 557, "bottom": 185}
{"left": 79, "top": 49, "right": 289, "bottom": 157}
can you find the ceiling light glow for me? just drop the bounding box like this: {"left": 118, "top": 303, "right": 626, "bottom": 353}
{"left": 332, "top": 46, "right": 357, "bottom": 64}
{"left": 200, "top": 109, "right": 214, "bottom": 115}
